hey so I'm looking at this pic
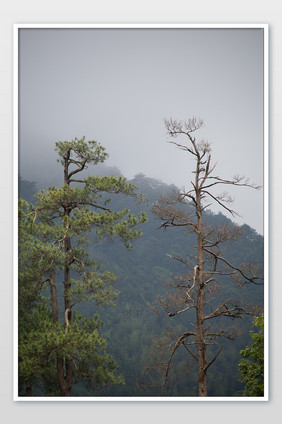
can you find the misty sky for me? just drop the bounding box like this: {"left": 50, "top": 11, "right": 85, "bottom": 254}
{"left": 18, "top": 27, "right": 265, "bottom": 234}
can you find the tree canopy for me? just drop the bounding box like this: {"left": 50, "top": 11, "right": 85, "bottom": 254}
{"left": 18, "top": 134, "right": 264, "bottom": 397}
{"left": 18, "top": 137, "right": 147, "bottom": 396}
{"left": 239, "top": 315, "right": 264, "bottom": 396}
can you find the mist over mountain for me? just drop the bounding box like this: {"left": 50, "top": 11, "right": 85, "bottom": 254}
{"left": 20, "top": 160, "right": 123, "bottom": 191}
{"left": 18, "top": 168, "right": 263, "bottom": 397}
{"left": 18, "top": 28, "right": 264, "bottom": 236}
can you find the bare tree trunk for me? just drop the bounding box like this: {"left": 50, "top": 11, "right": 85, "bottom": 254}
{"left": 196, "top": 283, "right": 207, "bottom": 396}
{"left": 196, "top": 255, "right": 207, "bottom": 396}
{"left": 195, "top": 159, "right": 208, "bottom": 397}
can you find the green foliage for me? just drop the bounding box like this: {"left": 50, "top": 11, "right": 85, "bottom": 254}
{"left": 55, "top": 137, "right": 108, "bottom": 166}
{"left": 239, "top": 315, "right": 264, "bottom": 396}
{"left": 18, "top": 198, "right": 62, "bottom": 316}
{"left": 18, "top": 137, "right": 146, "bottom": 396}
{"left": 34, "top": 178, "right": 146, "bottom": 248}
{"left": 19, "top": 171, "right": 264, "bottom": 397}
{"left": 70, "top": 267, "right": 118, "bottom": 305}
{"left": 19, "top": 309, "right": 124, "bottom": 395}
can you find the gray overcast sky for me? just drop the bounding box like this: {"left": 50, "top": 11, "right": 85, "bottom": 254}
{"left": 18, "top": 27, "right": 264, "bottom": 234}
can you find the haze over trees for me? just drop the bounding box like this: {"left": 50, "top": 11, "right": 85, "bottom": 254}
{"left": 18, "top": 126, "right": 264, "bottom": 398}
{"left": 18, "top": 137, "right": 147, "bottom": 396}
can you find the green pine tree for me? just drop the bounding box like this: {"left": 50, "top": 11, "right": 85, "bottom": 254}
{"left": 18, "top": 137, "right": 147, "bottom": 396}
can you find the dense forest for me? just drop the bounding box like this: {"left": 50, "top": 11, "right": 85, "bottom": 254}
{"left": 18, "top": 160, "right": 264, "bottom": 397}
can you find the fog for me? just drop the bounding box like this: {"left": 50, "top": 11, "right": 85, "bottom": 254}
{"left": 18, "top": 27, "right": 264, "bottom": 234}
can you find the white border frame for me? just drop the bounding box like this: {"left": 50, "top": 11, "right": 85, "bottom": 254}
{"left": 13, "top": 23, "right": 269, "bottom": 402}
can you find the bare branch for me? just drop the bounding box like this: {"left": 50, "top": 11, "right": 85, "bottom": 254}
{"left": 205, "top": 330, "right": 236, "bottom": 341}
{"left": 182, "top": 343, "right": 198, "bottom": 361}
{"left": 202, "top": 175, "right": 261, "bottom": 191}
{"left": 204, "top": 299, "right": 245, "bottom": 321}
{"left": 167, "top": 304, "right": 195, "bottom": 317}
{"left": 201, "top": 190, "right": 239, "bottom": 217}
{"left": 204, "top": 248, "right": 263, "bottom": 285}
{"left": 152, "top": 190, "right": 198, "bottom": 232}
{"left": 166, "top": 253, "right": 194, "bottom": 271}
{"left": 168, "top": 140, "right": 197, "bottom": 156}
{"left": 204, "top": 346, "right": 224, "bottom": 373}
{"left": 164, "top": 117, "right": 204, "bottom": 136}
{"left": 148, "top": 117, "right": 263, "bottom": 396}
{"left": 163, "top": 331, "right": 196, "bottom": 387}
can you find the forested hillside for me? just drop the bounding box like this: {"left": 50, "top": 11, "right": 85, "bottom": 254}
{"left": 18, "top": 169, "right": 264, "bottom": 397}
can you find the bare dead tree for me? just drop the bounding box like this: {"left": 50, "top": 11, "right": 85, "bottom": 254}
{"left": 150, "top": 117, "right": 263, "bottom": 396}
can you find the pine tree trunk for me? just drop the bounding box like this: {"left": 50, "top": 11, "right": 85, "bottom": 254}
{"left": 55, "top": 151, "right": 73, "bottom": 396}
{"left": 50, "top": 270, "right": 73, "bottom": 396}
{"left": 50, "top": 270, "right": 58, "bottom": 323}
{"left": 56, "top": 357, "right": 73, "bottom": 396}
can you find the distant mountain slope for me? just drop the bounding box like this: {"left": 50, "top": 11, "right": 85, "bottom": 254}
{"left": 18, "top": 170, "right": 264, "bottom": 397}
